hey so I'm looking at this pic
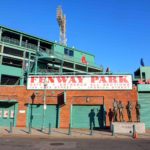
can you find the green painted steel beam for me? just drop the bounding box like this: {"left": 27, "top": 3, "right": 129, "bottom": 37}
{"left": 0, "top": 100, "right": 17, "bottom": 103}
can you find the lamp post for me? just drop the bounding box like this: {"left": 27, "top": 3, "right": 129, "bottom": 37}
{"left": 41, "top": 78, "right": 48, "bottom": 132}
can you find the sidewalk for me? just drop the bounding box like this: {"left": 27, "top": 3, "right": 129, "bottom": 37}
{"left": 0, "top": 127, "right": 150, "bottom": 139}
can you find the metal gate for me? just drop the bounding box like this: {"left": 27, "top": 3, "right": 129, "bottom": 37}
{"left": 0, "top": 101, "right": 18, "bottom": 127}
{"left": 27, "top": 104, "right": 59, "bottom": 128}
{"left": 71, "top": 105, "right": 105, "bottom": 129}
{"left": 138, "top": 93, "right": 150, "bottom": 128}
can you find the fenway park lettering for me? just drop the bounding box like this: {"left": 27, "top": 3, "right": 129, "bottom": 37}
{"left": 27, "top": 75, "right": 132, "bottom": 90}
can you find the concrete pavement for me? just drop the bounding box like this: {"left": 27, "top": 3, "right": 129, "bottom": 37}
{"left": 1, "top": 127, "right": 150, "bottom": 139}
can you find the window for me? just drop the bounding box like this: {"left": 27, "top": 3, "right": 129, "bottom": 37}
{"left": 2, "top": 56, "right": 22, "bottom": 68}
{"left": 63, "top": 61, "right": 74, "bottom": 68}
{"left": 69, "top": 50, "right": 74, "bottom": 56}
{"left": 1, "top": 75, "right": 20, "bottom": 85}
{"left": 142, "top": 72, "right": 146, "bottom": 80}
{"left": 3, "top": 47, "right": 23, "bottom": 57}
{"left": 64, "top": 48, "right": 68, "bottom": 55}
{"left": 25, "top": 52, "right": 29, "bottom": 58}
{"left": 64, "top": 48, "right": 74, "bottom": 57}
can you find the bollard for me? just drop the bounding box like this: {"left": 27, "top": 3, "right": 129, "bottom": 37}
{"left": 48, "top": 123, "right": 51, "bottom": 135}
{"left": 68, "top": 123, "right": 71, "bottom": 135}
{"left": 90, "top": 124, "right": 93, "bottom": 136}
{"left": 28, "top": 122, "right": 31, "bottom": 134}
{"left": 9, "top": 122, "right": 13, "bottom": 134}
{"left": 112, "top": 124, "right": 114, "bottom": 136}
{"left": 133, "top": 124, "right": 137, "bottom": 139}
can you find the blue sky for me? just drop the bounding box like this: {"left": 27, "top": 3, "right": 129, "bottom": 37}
{"left": 0, "top": 0, "right": 150, "bottom": 74}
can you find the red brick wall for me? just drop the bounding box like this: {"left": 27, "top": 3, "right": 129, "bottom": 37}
{"left": 0, "top": 86, "right": 137, "bottom": 128}
{"left": 60, "top": 89, "right": 138, "bottom": 128}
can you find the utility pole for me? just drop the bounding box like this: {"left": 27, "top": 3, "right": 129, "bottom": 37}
{"left": 41, "top": 78, "right": 48, "bottom": 131}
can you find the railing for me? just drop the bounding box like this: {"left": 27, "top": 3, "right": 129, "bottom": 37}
{"left": 38, "top": 49, "right": 101, "bottom": 69}
{"left": 22, "top": 41, "right": 37, "bottom": 50}
{"left": 38, "top": 69, "right": 60, "bottom": 73}
{"left": 2, "top": 61, "right": 22, "bottom": 68}
{"left": 1, "top": 36, "right": 20, "bottom": 46}
{"left": 28, "top": 71, "right": 131, "bottom": 76}
{"left": 1, "top": 36, "right": 38, "bottom": 50}
{"left": 34, "top": 68, "right": 108, "bottom": 76}
{"left": 1, "top": 36, "right": 102, "bottom": 69}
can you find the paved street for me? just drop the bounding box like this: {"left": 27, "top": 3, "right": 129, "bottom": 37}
{"left": 0, "top": 137, "right": 150, "bottom": 150}
{"left": 0, "top": 127, "right": 150, "bottom": 150}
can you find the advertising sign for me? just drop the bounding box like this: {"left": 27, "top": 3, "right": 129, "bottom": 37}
{"left": 27, "top": 75, "right": 132, "bottom": 90}
{"left": 3, "top": 110, "right": 9, "bottom": 118}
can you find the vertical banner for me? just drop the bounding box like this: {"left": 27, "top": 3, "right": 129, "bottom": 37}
{"left": 0, "top": 110, "right": 2, "bottom": 117}
{"left": 10, "top": 110, "right": 14, "bottom": 118}
{"left": 3, "top": 110, "right": 9, "bottom": 118}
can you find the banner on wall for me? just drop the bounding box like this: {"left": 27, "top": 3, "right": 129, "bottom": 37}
{"left": 27, "top": 75, "right": 132, "bottom": 90}
{"left": 10, "top": 110, "right": 14, "bottom": 118}
{"left": 0, "top": 110, "right": 2, "bottom": 117}
{"left": 3, "top": 110, "right": 9, "bottom": 118}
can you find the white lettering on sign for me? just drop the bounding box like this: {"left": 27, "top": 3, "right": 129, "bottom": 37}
{"left": 27, "top": 75, "right": 132, "bottom": 90}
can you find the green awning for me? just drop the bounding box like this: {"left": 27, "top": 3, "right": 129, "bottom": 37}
{"left": 0, "top": 100, "right": 17, "bottom": 103}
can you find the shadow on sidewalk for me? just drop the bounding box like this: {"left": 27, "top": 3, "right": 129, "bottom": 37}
{"left": 20, "top": 129, "right": 29, "bottom": 134}
{"left": 5, "top": 129, "right": 10, "bottom": 133}
{"left": 70, "top": 129, "right": 90, "bottom": 136}
{"left": 52, "top": 129, "right": 68, "bottom": 135}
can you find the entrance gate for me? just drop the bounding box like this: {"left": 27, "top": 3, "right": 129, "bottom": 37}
{"left": 138, "top": 93, "right": 150, "bottom": 128}
{"left": 72, "top": 105, "right": 104, "bottom": 129}
{"left": 27, "top": 104, "right": 59, "bottom": 129}
{"left": 0, "top": 101, "right": 18, "bottom": 127}
{"left": 71, "top": 96, "right": 105, "bottom": 129}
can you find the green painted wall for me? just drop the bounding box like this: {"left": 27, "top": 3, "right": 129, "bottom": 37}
{"left": 53, "top": 44, "right": 95, "bottom": 66}
{"left": 26, "top": 104, "right": 59, "bottom": 128}
{"left": 138, "top": 93, "right": 150, "bottom": 129}
{"left": 140, "top": 67, "right": 150, "bottom": 80}
{"left": 74, "top": 51, "right": 95, "bottom": 65}
{"left": 53, "top": 44, "right": 64, "bottom": 56}
{"left": 72, "top": 105, "right": 104, "bottom": 129}
{"left": 138, "top": 84, "right": 150, "bottom": 92}
{"left": 0, "top": 65, "right": 23, "bottom": 77}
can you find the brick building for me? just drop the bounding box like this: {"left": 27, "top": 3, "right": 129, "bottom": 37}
{"left": 0, "top": 26, "right": 138, "bottom": 129}
{"left": 0, "top": 85, "right": 137, "bottom": 128}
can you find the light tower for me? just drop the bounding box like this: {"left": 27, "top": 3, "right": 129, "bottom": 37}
{"left": 57, "top": 6, "right": 67, "bottom": 45}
